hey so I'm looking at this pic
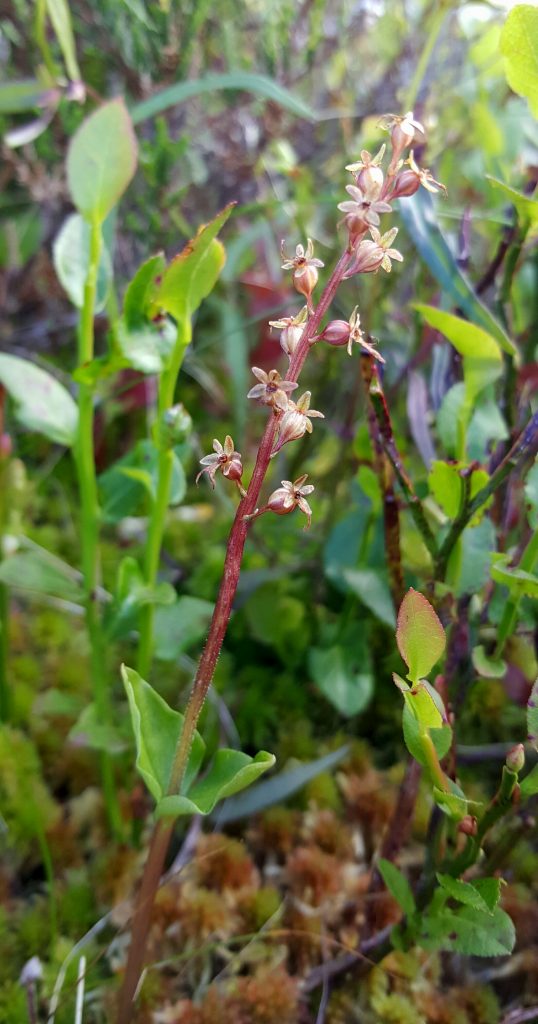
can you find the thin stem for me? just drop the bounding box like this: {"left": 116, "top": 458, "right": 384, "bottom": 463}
{"left": 117, "top": 248, "right": 352, "bottom": 1022}
{"left": 360, "top": 356, "right": 404, "bottom": 609}
{"left": 37, "top": 826, "right": 57, "bottom": 945}
{"left": 435, "top": 412, "right": 538, "bottom": 580}
{"left": 75, "top": 217, "right": 122, "bottom": 838}
{"left": 137, "top": 320, "right": 191, "bottom": 678}
{"left": 364, "top": 361, "right": 438, "bottom": 561}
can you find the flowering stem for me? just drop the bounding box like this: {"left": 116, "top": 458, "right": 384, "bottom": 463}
{"left": 118, "top": 247, "right": 352, "bottom": 1021}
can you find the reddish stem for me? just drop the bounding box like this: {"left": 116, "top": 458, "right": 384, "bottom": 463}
{"left": 117, "top": 247, "right": 352, "bottom": 1022}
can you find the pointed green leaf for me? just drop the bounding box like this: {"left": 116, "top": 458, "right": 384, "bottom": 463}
{"left": 520, "top": 763, "right": 538, "bottom": 798}
{"left": 423, "top": 903, "right": 515, "bottom": 956}
{"left": 0, "top": 353, "right": 78, "bottom": 446}
{"left": 67, "top": 99, "right": 138, "bottom": 223}
{"left": 122, "top": 666, "right": 205, "bottom": 802}
{"left": 0, "top": 549, "right": 84, "bottom": 603}
{"left": 46, "top": 0, "right": 81, "bottom": 81}
{"left": 487, "top": 177, "right": 538, "bottom": 229}
{"left": 156, "top": 205, "right": 233, "bottom": 321}
{"left": 501, "top": 4, "right": 538, "bottom": 118}
{"left": 433, "top": 787, "right": 469, "bottom": 821}
{"left": 378, "top": 859, "right": 416, "bottom": 918}
{"left": 157, "top": 749, "right": 275, "bottom": 818}
{"left": 415, "top": 306, "right": 503, "bottom": 407}
{"left": 396, "top": 589, "right": 446, "bottom": 682}
{"left": 472, "top": 645, "right": 506, "bottom": 679}
{"left": 69, "top": 703, "right": 126, "bottom": 754}
{"left": 491, "top": 553, "right": 538, "bottom": 598}
{"left": 437, "top": 874, "right": 500, "bottom": 914}
{"left": 402, "top": 703, "right": 452, "bottom": 766}
{"left": 123, "top": 253, "right": 166, "bottom": 326}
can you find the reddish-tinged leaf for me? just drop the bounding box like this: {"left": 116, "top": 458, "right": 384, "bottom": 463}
{"left": 396, "top": 588, "right": 446, "bottom": 682}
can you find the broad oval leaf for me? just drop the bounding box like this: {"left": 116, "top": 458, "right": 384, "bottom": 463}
{"left": 123, "top": 253, "right": 166, "bottom": 326}
{"left": 67, "top": 99, "right": 138, "bottom": 223}
{"left": 53, "top": 214, "right": 112, "bottom": 311}
{"left": 501, "top": 4, "right": 538, "bottom": 118}
{"left": 396, "top": 589, "right": 446, "bottom": 682}
{"left": 122, "top": 666, "right": 205, "bottom": 802}
{"left": 309, "top": 644, "right": 373, "bottom": 716}
{"left": 156, "top": 204, "right": 233, "bottom": 321}
{"left": 0, "top": 353, "right": 78, "bottom": 446}
{"left": 156, "top": 750, "right": 276, "bottom": 819}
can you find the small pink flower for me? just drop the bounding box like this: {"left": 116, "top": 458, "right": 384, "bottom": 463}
{"left": 345, "top": 145, "right": 386, "bottom": 192}
{"left": 338, "top": 183, "right": 392, "bottom": 230}
{"left": 267, "top": 474, "right": 315, "bottom": 528}
{"left": 197, "top": 435, "right": 243, "bottom": 489}
{"left": 345, "top": 227, "right": 403, "bottom": 277}
{"left": 281, "top": 238, "right": 324, "bottom": 303}
{"left": 272, "top": 391, "right": 324, "bottom": 455}
{"left": 247, "top": 367, "right": 298, "bottom": 411}
{"left": 268, "top": 306, "right": 308, "bottom": 359}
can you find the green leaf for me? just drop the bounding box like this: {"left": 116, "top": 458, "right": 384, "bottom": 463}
{"left": 433, "top": 787, "right": 469, "bottom": 821}
{"left": 400, "top": 191, "right": 515, "bottom": 355}
{"left": 45, "top": 0, "right": 81, "bottom": 81}
{"left": 527, "top": 677, "right": 538, "bottom": 748}
{"left": 216, "top": 745, "right": 350, "bottom": 824}
{"left": 472, "top": 645, "right": 507, "bottom": 679}
{"left": 501, "top": 4, "right": 538, "bottom": 118}
{"left": 423, "top": 903, "right": 515, "bottom": 957}
{"left": 402, "top": 704, "right": 452, "bottom": 766}
{"left": 415, "top": 306, "right": 503, "bottom": 410}
{"left": 99, "top": 440, "right": 186, "bottom": 523}
{"left": 122, "top": 666, "right": 205, "bottom": 802}
{"left": 53, "top": 214, "right": 112, "bottom": 311}
{"left": 117, "top": 317, "right": 177, "bottom": 374}
{"left": 107, "top": 557, "right": 176, "bottom": 640}
{"left": 520, "top": 763, "right": 538, "bottom": 798}
{"left": 378, "top": 859, "right": 416, "bottom": 918}
{"left": 0, "top": 550, "right": 84, "bottom": 603}
{"left": 325, "top": 565, "right": 396, "bottom": 628}
{"left": 67, "top": 99, "right": 138, "bottom": 223}
{"left": 436, "top": 383, "right": 466, "bottom": 458}
{"left": 68, "top": 703, "right": 126, "bottom": 754}
{"left": 153, "top": 597, "right": 214, "bottom": 661}
{"left": 0, "top": 353, "right": 78, "bottom": 446}
{"left": 488, "top": 176, "right": 538, "bottom": 229}
{"left": 157, "top": 750, "right": 275, "bottom": 819}
{"left": 436, "top": 872, "right": 500, "bottom": 913}
{"left": 308, "top": 645, "right": 373, "bottom": 717}
{"left": 156, "top": 205, "right": 233, "bottom": 321}
{"left": 455, "top": 518, "right": 496, "bottom": 598}
{"left": 0, "top": 79, "right": 50, "bottom": 113}
{"left": 491, "top": 553, "right": 538, "bottom": 598}
{"left": 428, "top": 461, "right": 490, "bottom": 523}
{"left": 123, "top": 253, "right": 166, "bottom": 325}
{"left": 396, "top": 589, "right": 446, "bottom": 682}
{"left": 131, "top": 72, "right": 317, "bottom": 125}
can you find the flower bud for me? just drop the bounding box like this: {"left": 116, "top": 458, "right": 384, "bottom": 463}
{"left": 458, "top": 815, "right": 478, "bottom": 837}
{"left": 357, "top": 164, "right": 384, "bottom": 193}
{"left": 267, "top": 486, "right": 294, "bottom": 516}
{"left": 156, "top": 403, "right": 192, "bottom": 449}
{"left": 280, "top": 323, "right": 304, "bottom": 358}
{"left": 389, "top": 170, "right": 421, "bottom": 199}
{"left": 506, "top": 743, "right": 525, "bottom": 774}
{"left": 320, "top": 321, "right": 351, "bottom": 347}
{"left": 293, "top": 264, "right": 319, "bottom": 302}
{"left": 222, "top": 454, "right": 243, "bottom": 482}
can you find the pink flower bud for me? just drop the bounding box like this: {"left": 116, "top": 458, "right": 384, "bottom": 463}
{"left": 293, "top": 264, "right": 319, "bottom": 302}
{"left": 267, "top": 486, "right": 295, "bottom": 516}
{"left": 458, "top": 815, "right": 478, "bottom": 837}
{"left": 357, "top": 164, "right": 384, "bottom": 193}
{"left": 320, "top": 321, "right": 351, "bottom": 347}
{"left": 389, "top": 170, "right": 421, "bottom": 199}
{"left": 506, "top": 743, "right": 525, "bottom": 774}
{"left": 280, "top": 324, "right": 304, "bottom": 357}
